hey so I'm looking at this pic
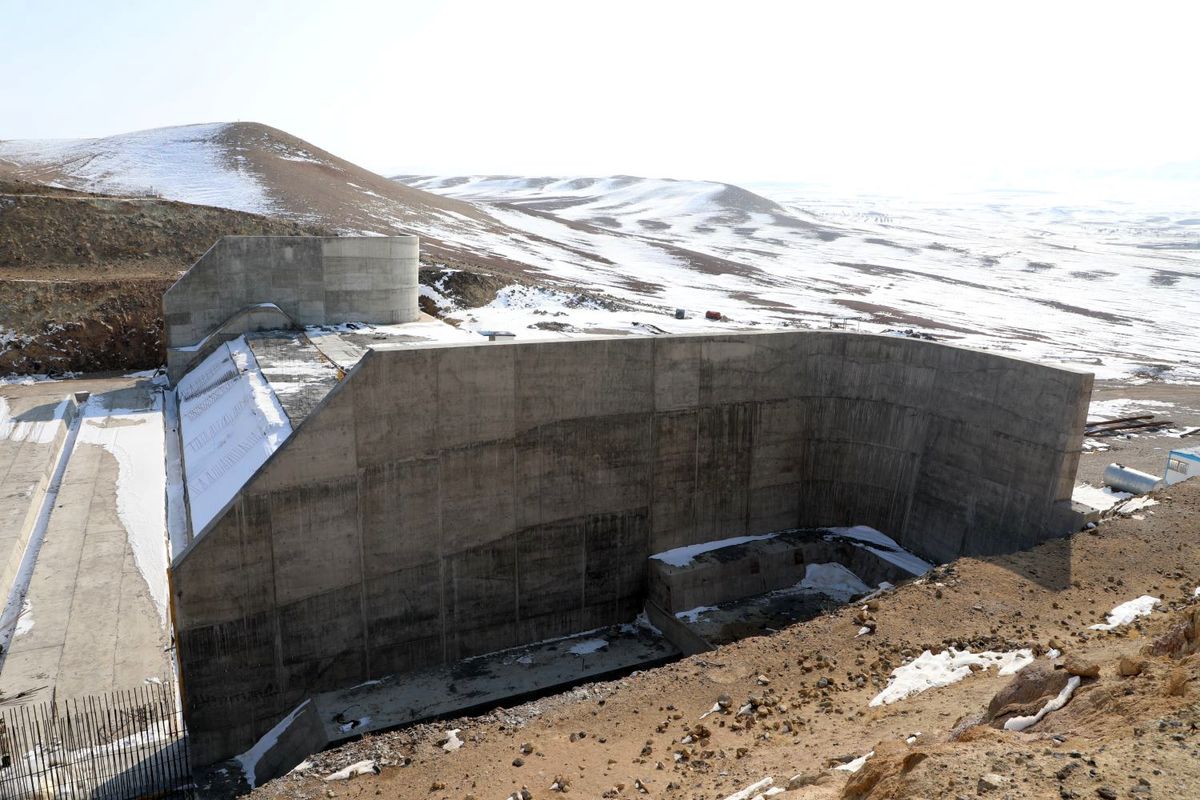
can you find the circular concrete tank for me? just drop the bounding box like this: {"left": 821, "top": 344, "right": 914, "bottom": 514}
{"left": 320, "top": 235, "right": 420, "bottom": 325}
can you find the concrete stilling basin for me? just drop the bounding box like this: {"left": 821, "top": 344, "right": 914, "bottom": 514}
{"left": 170, "top": 329, "right": 1091, "bottom": 766}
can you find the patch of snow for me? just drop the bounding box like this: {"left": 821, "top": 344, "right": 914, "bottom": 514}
{"left": 675, "top": 606, "right": 719, "bottom": 623}
{"left": 794, "top": 562, "right": 872, "bottom": 602}
{"left": 1004, "top": 676, "right": 1081, "bottom": 731}
{"left": 1, "top": 373, "right": 62, "bottom": 386}
{"left": 1072, "top": 483, "right": 1132, "bottom": 511}
{"left": 870, "top": 648, "right": 1034, "bottom": 706}
{"left": 0, "top": 123, "right": 274, "bottom": 214}
{"left": 650, "top": 534, "right": 779, "bottom": 567}
{"left": 0, "top": 396, "right": 71, "bottom": 444}
{"left": 1087, "top": 398, "right": 1174, "bottom": 422}
{"left": 324, "top": 760, "right": 378, "bottom": 782}
{"left": 1047, "top": 648, "right": 1061, "bottom": 659}
{"left": 178, "top": 337, "right": 293, "bottom": 535}
{"left": 76, "top": 395, "right": 169, "bottom": 621}
{"left": 720, "top": 777, "right": 774, "bottom": 800}
{"left": 823, "top": 526, "right": 933, "bottom": 576}
{"left": 235, "top": 699, "right": 311, "bottom": 789}
{"left": 1114, "top": 496, "right": 1159, "bottom": 515}
{"left": 441, "top": 729, "right": 463, "bottom": 752}
{"left": 419, "top": 283, "right": 457, "bottom": 312}
{"left": 834, "top": 751, "right": 874, "bottom": 772}
{"left": 1089, "top": 595, "right": 1160, "bottom": 631}
{"left": 12, "top": 599, "right": 32, "bottom": 638}
{"left": 621, "top": 610, "right": 664, "bottom": 637}
{"left": 568, "top": 638, "right": 608, "bottom": 656}
{"left": 338, "top": 716, "right": 370, "bottom": 733}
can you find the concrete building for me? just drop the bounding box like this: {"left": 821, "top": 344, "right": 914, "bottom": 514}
{"left": 162, "top": 236, "right": 1093, "bottom": 768}
{"left": 163, "top": 235, "right": 419, "bottom": 382}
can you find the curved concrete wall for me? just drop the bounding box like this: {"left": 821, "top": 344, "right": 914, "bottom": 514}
{"left": 171, "top": 331, "right": 1091, "bottom": 765}
{"left": 163, "top": 236, "right": 418, "bottom": 381}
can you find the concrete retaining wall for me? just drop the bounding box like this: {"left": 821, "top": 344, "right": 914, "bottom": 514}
{"left": 171, "top": 331, "right": 1091, "bottom": 766}
{"left": 163, "top": 236, "right": 418, "bottom": 382}
{"left": 0, "top": 396, "right": 79, "bottom": 617}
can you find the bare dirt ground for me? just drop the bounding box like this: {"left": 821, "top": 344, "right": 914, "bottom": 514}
{"left": 252, "top": 479, "right": 1200, "bottom": 800}
{"left": 0, "top": 179, "right": 329, "bottom": 373}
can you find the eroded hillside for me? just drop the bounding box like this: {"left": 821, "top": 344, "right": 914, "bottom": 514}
{"left": 0, "top": 180, "right": 327, "bottom": 373}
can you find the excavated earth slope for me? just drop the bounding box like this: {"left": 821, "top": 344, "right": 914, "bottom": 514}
{"left": 0, "top": 179, "right": 327, "bottom": 373}
{"left": 251, "top": 478, "right": 1200, "bottom": 800}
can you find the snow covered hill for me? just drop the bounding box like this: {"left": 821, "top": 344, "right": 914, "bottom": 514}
{"left": 398, "top": 174, "right": 1200, "bottom": 382}
{"left": 2, "top": 122, "right": 1194, "bottom": 383}
{"left": 0, "top": 122, "right": 480, "bottom": 232}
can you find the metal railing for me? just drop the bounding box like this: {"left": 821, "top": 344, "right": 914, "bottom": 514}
{"left": 0, "top": 682, "right": 192, "bottom": 799}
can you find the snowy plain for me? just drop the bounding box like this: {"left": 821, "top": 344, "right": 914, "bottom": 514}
{"left": 4, "top": 123, "right": 1194, "bottom": 385}
{"left": 404, "top": 175, "right": 1200, "bottom": 384}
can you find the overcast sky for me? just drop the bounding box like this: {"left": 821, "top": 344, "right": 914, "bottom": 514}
{"left": 2, "top": 0, "right": 1197, "bottom": 190}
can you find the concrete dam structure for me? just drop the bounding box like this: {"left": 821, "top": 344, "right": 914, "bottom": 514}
{"left": 169, "top": 311, "right": 1092, "bottom": 766}
{"left": 163, "top": 235, "right": 419, "bottom": 382}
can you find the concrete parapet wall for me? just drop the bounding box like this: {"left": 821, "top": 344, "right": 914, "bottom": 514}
{"left": 171, "top": 331, "right": 1091, "bottom": 765}
{"left": 647, "top": 532, "right": 917, "bottom": 616}
{"left": 0, "top": 396, "right": 78, "bottom": 612}
{"left": 166, "top": 303, "right": 296, "bottom": 383}
{"left": 163, "top": 236, "right": 418, "bottom": 380}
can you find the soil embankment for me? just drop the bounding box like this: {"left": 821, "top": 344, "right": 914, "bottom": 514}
{"left": 0, "top": 180, "right": 327, "bottom": 373}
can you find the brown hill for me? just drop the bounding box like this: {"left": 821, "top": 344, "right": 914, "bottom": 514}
{"left": 0, "top": 179, "right": 328, "bottom": 374}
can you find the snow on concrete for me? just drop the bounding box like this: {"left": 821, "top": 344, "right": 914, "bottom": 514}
{"left": 0, "top": 396, "right": 71, "bottom": 444}
{"left": 235, "top": 699, "right": 311, "bottom": 789}
{"left": 0, "top": 400, "right": 80, "bottom": 651}
{"left": 0, "top": 374, "right": 65, "bottom": 386}
{"left": 675, "top": 606, "right": 719, "bottom": 623}
{"left": 650, "top": 534, "right": 779, "bottom": 567}
{"left": 12, "top": 599, "right": 33, "bottom": 638}
{"left": 178, "top": 337, "right": 292, "bottom": 535}
{"left": 870, "top": 648, "right": 1034, "bottom": 706}
{"left": 76, "top": 394, "right": 169, "bottom": 621}
{"left": 162, "top": 388, "right": 189, "bottom": 558}
{"left": 794, "top": 562, "right": 872, "bottom": 602}
{"left": 568, "top": 638, "right": 609, "bottom": 656}
{"left": 823, "top": 526, "right": 933, "bottom": 576}
{"left": 1072, "top": 483, "right": 1133, "bottom": 511}
{"left": 1089, "top": 595, "right": 1161, "bottom": 631}
{"left": 1004, "top": 676, "right": 1081, "bottom": 732}
{"left": 0, "top": 123, "right": 274, "bottom": 213}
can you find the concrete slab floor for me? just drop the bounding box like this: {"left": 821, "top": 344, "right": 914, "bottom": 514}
{"left": 679, "top": 589, "right": 845, "bottom": 646}
{"left": 312, "top": 623, "right": 679, "bottom": 747}
{"left": 0, "top": 376, "right": 173, "bottom": 704}
{"left": 0, "top": 382, "right": 77, "bottom": 604}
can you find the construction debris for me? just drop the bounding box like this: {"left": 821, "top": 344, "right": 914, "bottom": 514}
{"left": 1085, "top": 415, "right": 1175, "bottom": 437}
